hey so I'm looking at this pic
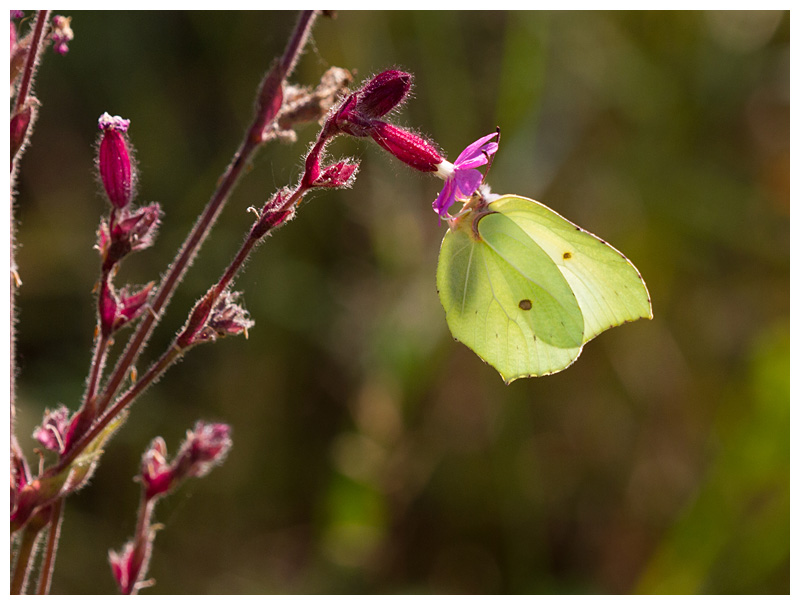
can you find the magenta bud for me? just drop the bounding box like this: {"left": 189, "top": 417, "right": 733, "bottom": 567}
{"left": 10, "top": 104, "right": 33, "bottom": 160}
{"left": 313, "top": 161, "right": 359, "bottom": 189}
{"left": 176, "top": 422, "right": 233, "bottom": 480}
{"left": 32, "top": 405, "right": 71, "bottom": 453}
{"left": 11, "top": 10, "right": 25, "bottom": 19}
{"left": 100, "top": 203, "right": 162, "bottom": 269}
{"left": 251, "top": 190, "right": 294, "bottom": 239}
{"left": 99, "top": 281, "right": 154, "bottom": 337}
{"left": 177, "top": 290, "right": 253, "bottom": 348}
{"left": 369, "top": 121, "right": 443, "bottom": 172}
{"left": 109, "top": 541, "right": 139, "bottom": 595}
{"left": 356, "top": 70, "right": 412, "bottom": 118}
{"left": 97, "top": 112, "right": 135, "bottom": 209}
{"left": 50, "top": 15, "right": 73, "bottom": 55}
{"left": 141, "top": 437, "right": 172, "bottom": 500}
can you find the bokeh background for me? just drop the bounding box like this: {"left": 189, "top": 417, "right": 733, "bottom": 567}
{"left": 13, "top": 10, "right": 789, "bottom": 594}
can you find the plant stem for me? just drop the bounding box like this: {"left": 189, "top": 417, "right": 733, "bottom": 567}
{"left": 11, "top": 10, "right": 51, "bottom": 478}
{"left": 87, "top": 10, "right": 321, "bottom": 433}
{"left": 13, "top": 10, "right": 50, "bottom": 114}
{"left": 10, "top": 506, "right": 50, "bottom": 594}
{"left": 126, "top": 492, "right": 157, "bottom": 595}
{"left": 35, "top": 498, "right": 64, "bottom": 595}
{"left": 56, "top": 344, "right": 183, "bottom": 473}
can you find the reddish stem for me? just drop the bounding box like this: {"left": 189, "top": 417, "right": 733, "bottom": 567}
{"left": 14, "top": 10, "right": 50, "bottom": 114}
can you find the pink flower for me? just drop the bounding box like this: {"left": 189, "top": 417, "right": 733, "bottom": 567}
{"left": 432, "top": 132, "right": 498, "bottom": 218}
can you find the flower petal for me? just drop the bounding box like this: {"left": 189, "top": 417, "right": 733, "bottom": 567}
{"left": 433, "top": 178, "right": 457, "bottom": 217}
{"left": 454, "top": 132, "right": 499, "bottom": 168}
{"left": 453, "top": 168, "right": 483, "bottom": 200}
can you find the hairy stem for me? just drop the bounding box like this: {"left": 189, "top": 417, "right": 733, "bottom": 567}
{"left": 126, "top": 494, "right": 157, "bottom": 595}
{"left": 10, "top": 506, "right": 50, "bottom": 594}
{"left": 86, "top": 10, "right": 320, "bottom": 435}
{"left": 13, "top": 10, "right": 50, "bottom": 114}
{"left": 35, "top": 498, "right": 64, "bottom": 595}
{"left": 56, "top": 344, "right": 182, "bottom": 473}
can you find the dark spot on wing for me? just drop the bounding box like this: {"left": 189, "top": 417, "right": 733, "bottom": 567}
{"left": 518, "top": 299, "right": 532, "bottom": 311}
{"left": 563, "top": 251, "right": 572, "bottom": 260}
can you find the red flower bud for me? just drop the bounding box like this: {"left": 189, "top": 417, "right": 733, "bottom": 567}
{"left": 99, "top": 281, "right": 154, "bottom": 337}
{"left": 174, "top": 422, "right": 232, "bottom": 480}
{"left": 32, "top": 405, "right": 71, "bottom": 453}
{"left": 97, "top": 113, "right": 135, "bottom": 209}
{"left": 10, "top": 103, "right": 34, "bottom": 161}
{"left": 109, "top": 541, "right": 139, "bottom": 595}
{"left": 314, "top": 161, "right": 359, "bottom": 188}
{"left": 50, "top": 15, "right": 73, "bottom": 55}
{"left": 356, "top": 70, "right": 412, "bottom": 118}
{"left": 369, "top": 121, "right": 443, "bottom": 172}
{"left": 177, "top": 290, "right": 253, "bottom": 348}
{"left": 140, "top": 437, "right": 172, "bottom": 500}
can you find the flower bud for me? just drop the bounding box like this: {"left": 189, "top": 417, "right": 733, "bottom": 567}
{"left": 313, "top": 160, "right": 359, "bottom": 189}
{"left": 32, "top": 405, "right": 71, "bottom": 453}
{"left": 50, "top": 15, "right": 73, "bottom": 55}
{"left": 98, "top": 203, "right": 162, "bottom": 269}
{"left": 173, "top": 422, "right": 232, "bottom": 480}
{"left": 140, "top": 437, "right": 172, "bottom": 500}
{"left": 10, "top": 103, "right": 34, "bottom": 161}
{"left": 97, "top": 112, "right": 135, "bottom": 209}
{"left": 99, "top": 281, "right": 154, "bottom": 337}
{"left": 369, "top": 121, "right": 443, "bottom": 172}
{"left": 177, "top": 289, "right": 254, "bottom": 348}
{"left": 109, "top": 541, "right": 139, "bottom": 595}
{"left": 139, "top": 423, "right": 232, "bottom": 500}
{"left": 356, "top": 70, "right": 412, "bottom": 119}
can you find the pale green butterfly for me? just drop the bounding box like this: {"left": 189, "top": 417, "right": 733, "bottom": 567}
{"left": 436, "top": 185, "right": 652, "bottom": 383}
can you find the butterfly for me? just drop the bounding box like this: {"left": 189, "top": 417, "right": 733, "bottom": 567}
{"left": 436, "top": 186, "right": 652, "bottom": 383}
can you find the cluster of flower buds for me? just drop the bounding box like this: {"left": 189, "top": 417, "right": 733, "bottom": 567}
{"left": 176, "top": 289, "right": 254, "bottom": 349}
{"left": 109, "top": 422, "right": 232, "bottom": 593}
{"left": 140, "top": 422, "right": 232, "bottom": 500}
{"left": 326, "top": 70, "right": 445, "bottom": 172}
{"left": 50, "top": 14, "right": 73, "bottom": 55}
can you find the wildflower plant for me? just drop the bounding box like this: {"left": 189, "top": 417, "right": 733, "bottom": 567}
{"left": 10, "top": 10, "right": 651, "bottom": 594}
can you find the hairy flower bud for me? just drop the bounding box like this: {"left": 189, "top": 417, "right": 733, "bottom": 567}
{"left": 98, "top": 203, "right": 162, "bottom": 270}
{"left": 109, "top": 541, "right": 142, "bottom": 595}
{"left": 10, "top": 103, "right": 34, "bottom": 162}
{"left": 139, "top": 423, "right": 232, "bottom": 500}
{"left": 99, "top": 281, "right": 154, "bottom": 337}
{"left": 177, "top": 289, "right": 254, "bottom": 349}
{"left": 356, "top": 70, "right": 412, "bottom": 119}
{"left": 140, "top": 437, "right": 172, "bottom": 500}
{"left": 32, "top": 405, "right": 71, "bottom": 453}
{"left": 369, "top": 121, "right": 443, "bottom": 172}
{"left": 174, "top": 422, "right": 233, "bottom": 480}
{"left": 50, "top": 15, "right": 73, "bottom": 55}
{"left": 97, "top": 113, "right": 135, "bottom": 209}
{"left": 313, "top": 160, "right": 359, "bottom": 189}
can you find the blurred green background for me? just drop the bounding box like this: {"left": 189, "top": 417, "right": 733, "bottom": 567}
{"left": 13, "top": 10, "right": 789, "bottom": 594}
